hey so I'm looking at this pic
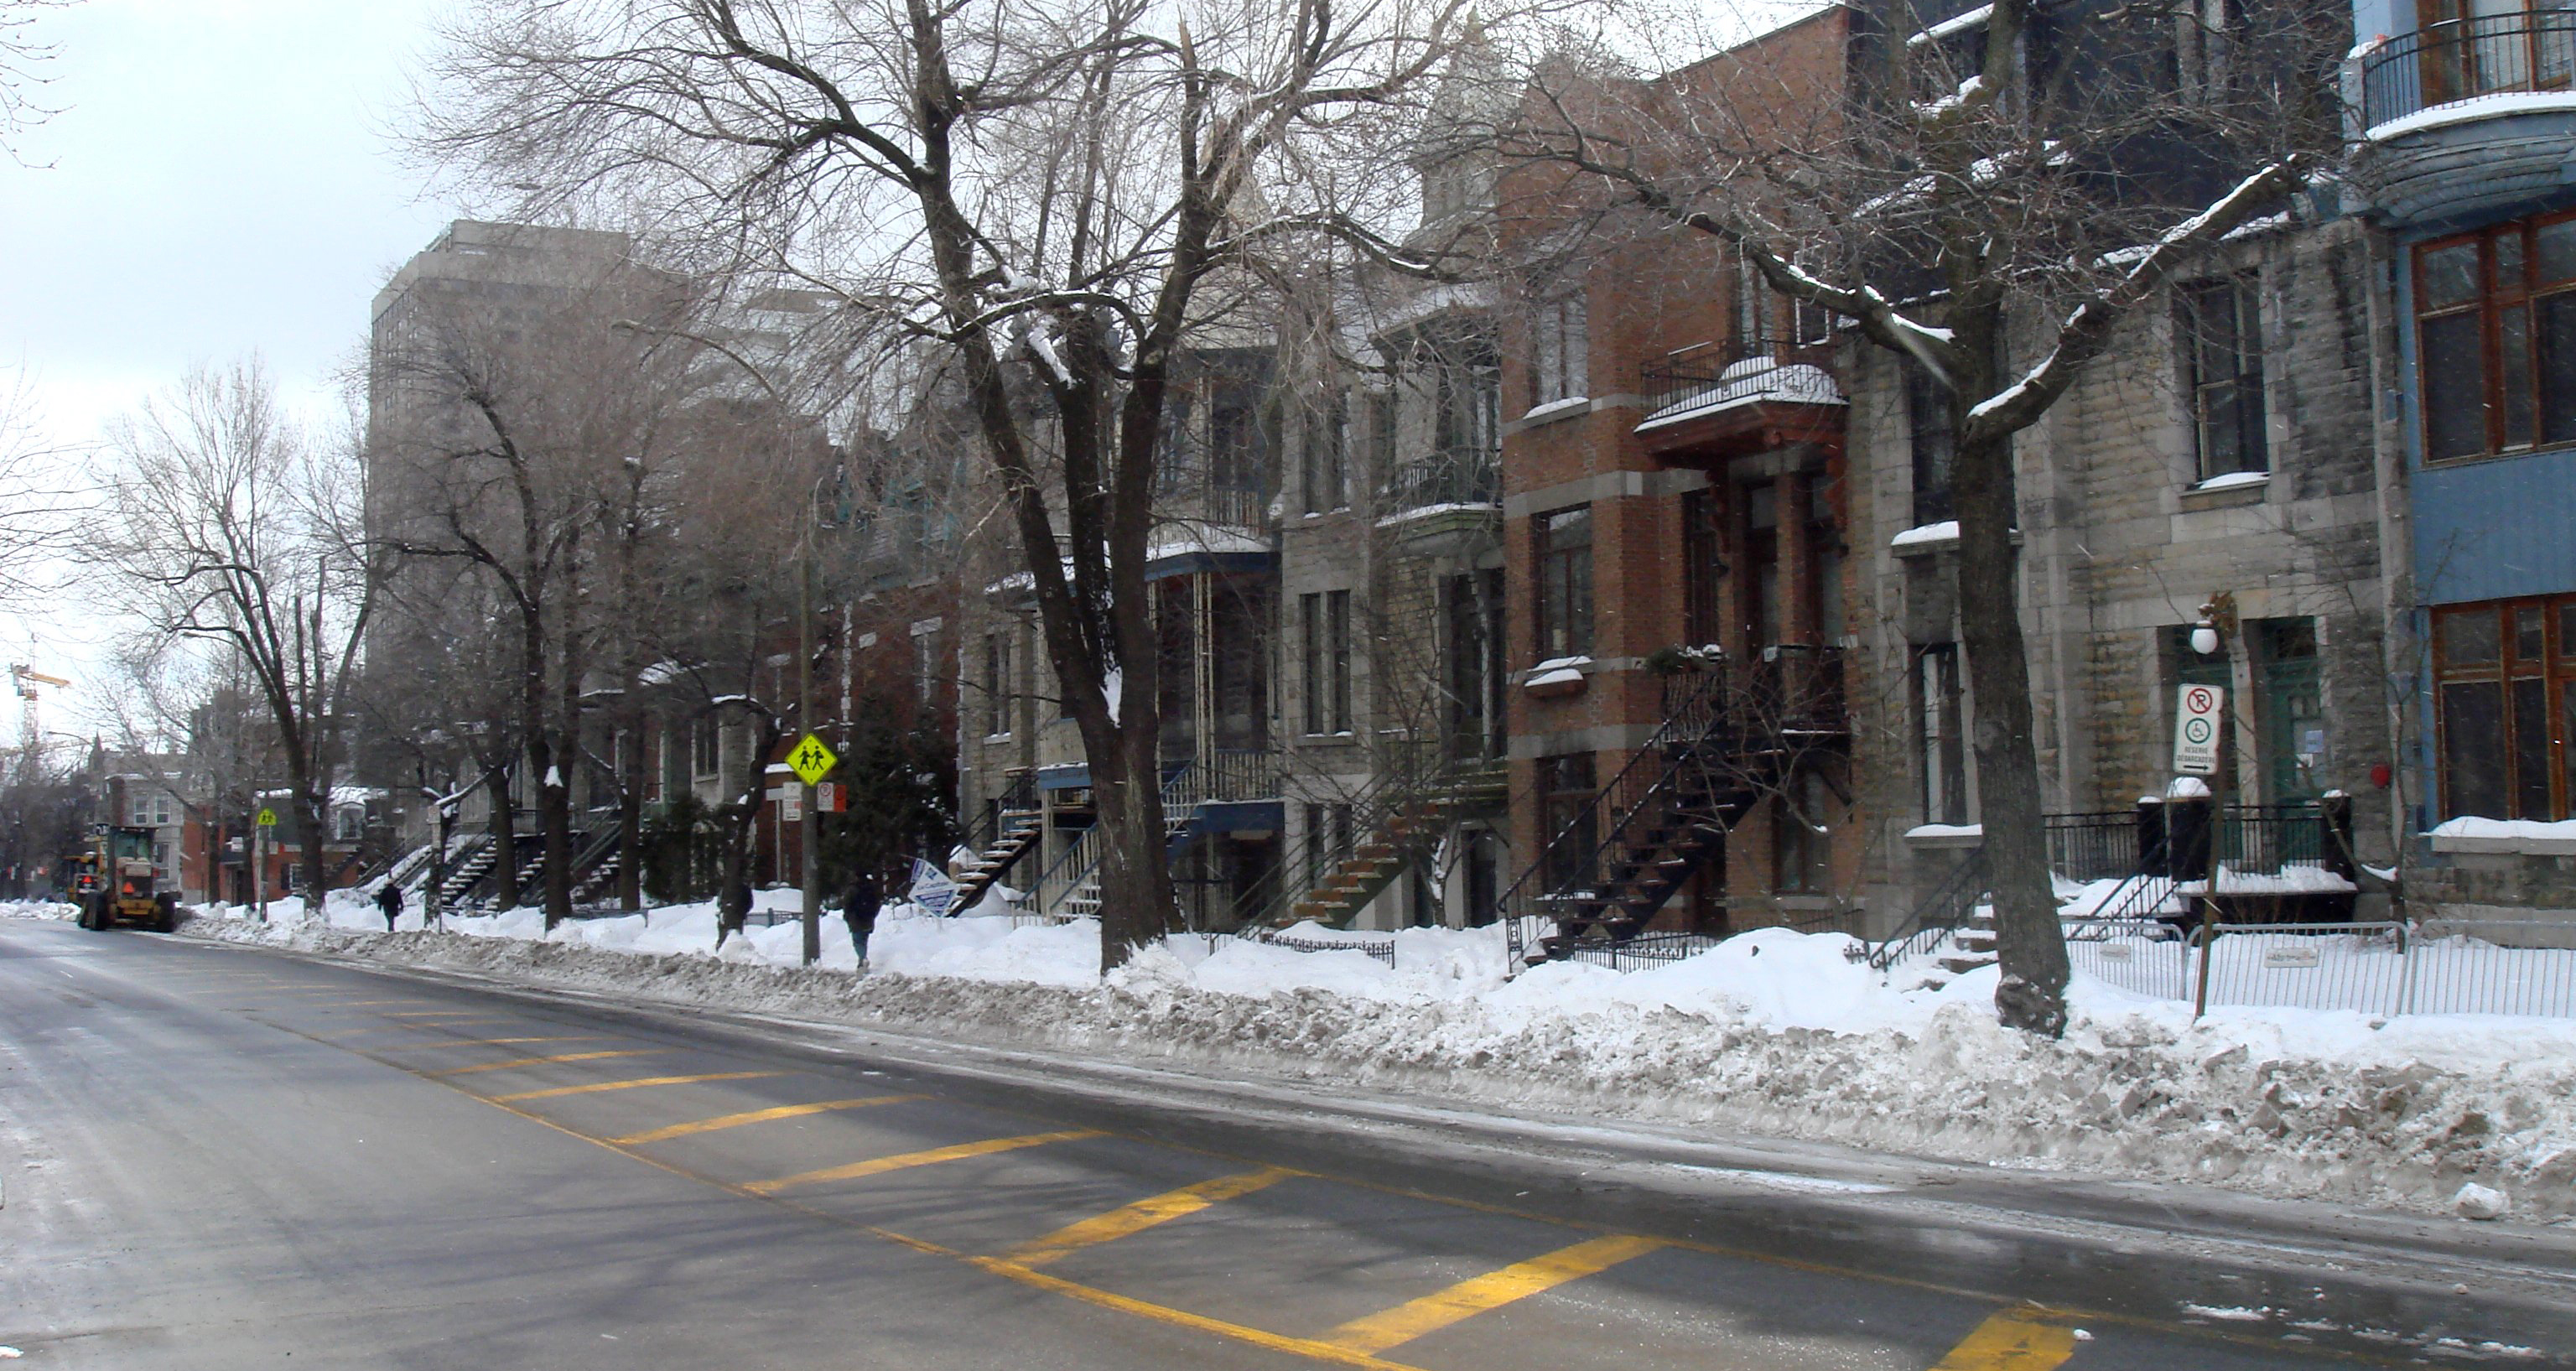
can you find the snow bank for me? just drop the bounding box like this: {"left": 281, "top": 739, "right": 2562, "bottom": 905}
{"left": 174, "top": 905, "right": 2576, "bottom": 1223}
{"left": 189, "top": 885, "right": 860, "bottom": 971}
{"left": 0, "top": 900, "right": 75, "bottom": 921}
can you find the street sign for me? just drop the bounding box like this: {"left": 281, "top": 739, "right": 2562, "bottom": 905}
{"left": 787, "top": 733, "right": 838, "bottom": 786}
{"left": 255, "top": 808, "right": 279, "bottom": 828}
{"left": 2173, "top": 684, "right": 2225, "bottom": 776}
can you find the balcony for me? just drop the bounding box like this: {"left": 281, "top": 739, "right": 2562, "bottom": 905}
{"left": 1377, "top": 445, "right": 1501, "bottom": 556}
{"left": 2355, "top": 13, "right": 2576, "bottom": 226}
{"left": 1634, "top": 341, "right": 1845, "bottom": 463}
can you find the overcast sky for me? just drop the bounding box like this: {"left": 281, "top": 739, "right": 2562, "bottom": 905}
{"left": 1, "top": 0, "right": 462, "bottom": 722}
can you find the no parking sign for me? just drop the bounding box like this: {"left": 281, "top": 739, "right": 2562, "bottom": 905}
{"left": 2174, "top": 684, "right": 2225, "bottom": 776}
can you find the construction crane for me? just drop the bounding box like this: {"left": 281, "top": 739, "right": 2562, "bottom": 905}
{"left": 11, "top": 663, "right": 70, "bottom": 765}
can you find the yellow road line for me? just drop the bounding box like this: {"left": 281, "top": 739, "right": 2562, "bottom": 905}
{"left": 1321, "top": 1233, "right": 1667, "bottom": 1355}
{"left": 744, "top": 1130, "right": 1102, "bottom": 1196}
{"left": 969, "top": 1255, "right": 1430, "bottom": 1371}
{"left": 1932, "top": 1307, "right": 2080, "bottom": 1370}
{"left": 397, "top": 1036, "right": 613, "bottom": 1051}
{"left": 1005, "top": 1166, "right": 1296, "bottom": 1266}
{"left": 427, "top": 1049, "right": 661, "bottom": 1077}
{"left": 316, "top": 1018, "right": 517, "bottom": 1035}
{"left": 491, "top": 1071, "right": 787, "bottom": 1103}
{"left": 609, "top": 1094, "right": 922, "bottom": 1145}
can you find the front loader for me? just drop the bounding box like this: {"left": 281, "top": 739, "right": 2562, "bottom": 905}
{"left": 70, "top": 824, "right": 179, "bottom": 932}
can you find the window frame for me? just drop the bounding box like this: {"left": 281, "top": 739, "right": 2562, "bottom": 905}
{"left": 1533, "top": 505, "right": 1595, "bottom": 661}
{"left": 1530, "top": 293, "right": 1589, "bottom": 408}
{"left": 2182, "top": 275, "right": 2270, "bottom": 480}
{"left": 2415, "top": 208, "right": 2576, "bottom": 464}
{"left": 2433, "top": 595, "right": 2576, "bottom": 821}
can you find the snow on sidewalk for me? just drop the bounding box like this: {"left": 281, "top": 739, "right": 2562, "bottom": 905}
{"left": 175, "top": 901, "right": 2576, "bottom": 1223}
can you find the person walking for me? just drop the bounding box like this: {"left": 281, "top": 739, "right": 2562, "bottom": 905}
{"left": 842, "top": 868, "right": 881, "bottom": 963}
{"left": 374, "top": 880, "right": 404, "bottom": 932}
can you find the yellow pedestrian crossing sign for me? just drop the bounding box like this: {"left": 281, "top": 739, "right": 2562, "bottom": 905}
{"left": 787, "top": 733, "right": 839, "bottom": 786}
{"left": 256, "top": 808, "right": 278, "bottom": 828}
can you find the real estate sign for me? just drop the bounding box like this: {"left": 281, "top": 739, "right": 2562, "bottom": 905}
{"left": 2174, "top": 684, "right": 2225, "bottom": 776}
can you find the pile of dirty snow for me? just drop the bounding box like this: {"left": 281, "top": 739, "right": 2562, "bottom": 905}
{"left": 188, "top": 885, "right": 860, "bottom": 970}
{"left": 0, "top": 900, "right": 75, "bottom": 920}
{"left": 176, "top": 901, "right": 2576, "bottom": 1223}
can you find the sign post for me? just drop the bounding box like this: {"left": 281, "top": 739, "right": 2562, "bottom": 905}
{"left": 787, "top": 733, "right": 838, "bottom": 963}
{"left": 2173, "top": 684, "right": 2225, "bottom": 776}
{"left": 254, "top": 807, "right": 278, "bottom": 923}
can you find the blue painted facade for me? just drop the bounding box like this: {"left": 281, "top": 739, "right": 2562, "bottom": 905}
{"left": 2356, "top": 0, "right": 2576, "bottom": 891}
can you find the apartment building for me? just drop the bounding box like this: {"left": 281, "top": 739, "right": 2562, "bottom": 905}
{"left": 2348, "top": 0, "right": 2576, "bottom": 923}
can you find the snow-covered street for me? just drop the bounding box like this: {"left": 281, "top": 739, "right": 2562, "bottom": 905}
{"left": 10, "top": 914, "right": 2573, "bottom": 1369}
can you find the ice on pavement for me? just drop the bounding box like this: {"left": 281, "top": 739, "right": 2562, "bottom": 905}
{"left": 175, "top": 895, "right": 2576, "bottom": 1223}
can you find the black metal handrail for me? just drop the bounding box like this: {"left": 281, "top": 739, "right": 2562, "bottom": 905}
{"left": 1384, "top": 445, "right": 1501, "bottom": 512}
{"left": 1639, "top": 339, "right": 1840, "bottom": 421}
{"left": 1498, "top": 648, "right": 1846, "bottom": 968}
{"left": 2361, "top": 13, "right": 2576, "bottom": 129}
{"left": 1860, "top": 848, "right": 1990, "bottom": 972}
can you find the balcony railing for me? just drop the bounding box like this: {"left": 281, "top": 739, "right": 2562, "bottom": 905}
{"left": 1384, "top": 445, "right": 1500, "bottom": 512}
{"left": 2362, "top": 12, "right": 2576, "bottom": 131}
{"left": 1638, "top": 340, "right": 1842, "bottom": 426}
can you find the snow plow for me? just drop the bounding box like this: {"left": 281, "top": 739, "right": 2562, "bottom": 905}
{"left": 68, "top": 824, "right": 179, "bottom": 932}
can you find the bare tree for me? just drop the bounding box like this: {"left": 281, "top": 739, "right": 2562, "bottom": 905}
{"left": 372, "top": 273, "right": 696, "bottom": 926}
{"left": 0, "top": 367, "right": 79, "bottom": 608}
{"left": 91, "top": 361, "right": 382, "bottom": 915}
{"left": 421, "top": 0, "right": 1549, "bottom": 970}
{"left": 1514, "top": 0, "right": 2346, "bottom": 1033}
{"left": 1, "top": 0, "right": 75, "bottom": 160}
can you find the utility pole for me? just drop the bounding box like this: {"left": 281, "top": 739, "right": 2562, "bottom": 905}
{"left": 799, "top": 499, "right": 821, "bottom": 965}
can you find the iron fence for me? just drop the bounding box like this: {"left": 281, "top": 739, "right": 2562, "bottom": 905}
{"left": 2045, "top": 811, "right": 2141, "bottom": 882}
{"left": 2361, "top": 13, "right": 2576, "bottom": 129}
{"left": 1639, "top": 338, "right": 1841, "bottom": 422}
{"left": 1384, "top": 446, "right": 1501, "bottom": 511}
{"left": 1213, "top": 928, "right": 1400, "bottom": 966}
{"left": 1550, "top": 931, "right": 1724, "bottom": 972}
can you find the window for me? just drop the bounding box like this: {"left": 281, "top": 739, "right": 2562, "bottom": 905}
{"left": 1304, "top": 802, "right": 1356, "bottom": 885}
{"left": 2184, "top": 278, "right": 2268, "bottom": 479}
{"left": 1774, "top": 769, "right": 1833, "bottom": 894}
{"left": 2433, "top": 595, "right": 2576, "bottom": 820}
{"left": 983, "top": 630, "right": 1013, "bottom": 738}
{"left": 1733, "top": 253, "right": 1768, "bottom": 355}
{"left": 2416, "top": 1, "right": 2576, "bottom": 108}
{"left": 1301, "top": 589, "right": 1352, "bottom": 735}
{"left": 335, "top": 807, "right": 365, "bottom": 843}
{"left": 692, "top": 720, "right": 721, "bottom": 777}
{"left": 1368, "top": 390, "right": 1397, "bottom": 480}
{"left": 1443, "top": 570, "right": 1506, "bottom": 760}
{"left": 1304, "top": 393, "right": 1348, "bottom": 514}
{"left": 1681, "top": 489, "right": 1727, "bottom": 647}
{"left": 1533, "top": 506, "right": 1594, "bottom": 659}
{"left": 2417, "top": 212, "right": 2576, "bottom": 462}
{"left": 1434, "top": 345, "right": 1500, "bottom": 454}
{"left": 1539, "top": 752, "right": 1598, "bottom": 890}
{"left": 1906, "top": 361, "right": 1956, "bottom": 525}
{"left": 1914, "top": 644, "right": 1968, "bottom": 824}
{"left": 913, "top": 622, "right": 942, "bottom": 703}
{"left": 1530, "top": 294, "right": 1588, "bottom": 407}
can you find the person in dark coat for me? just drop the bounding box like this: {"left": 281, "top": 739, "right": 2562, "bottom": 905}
{"left": 843, "top": 869, "right": 882, "bottom": 962}
{"left": 375, "top": 881, "right": 404, "bottom": 932}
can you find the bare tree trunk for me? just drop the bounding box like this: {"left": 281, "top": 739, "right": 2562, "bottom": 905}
{"left": 616, "top": 713, "right": 645, "bottom": 911}
{"left": 1086, "top": 706, "right": 1175, "bottom": 960}
{"left": 1952, "top": 424, "right": 2069, "bottom": 1036}
{"left": 485, "top": 756, "right": 517, "bottom": 908}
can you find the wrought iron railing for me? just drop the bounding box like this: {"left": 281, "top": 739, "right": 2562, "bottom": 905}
{"left": 1384, "top": 445, "right": 1501, "bottom": 512}
{"left": 1639, "top": 339, "right": 1841, "bottom": 423}
{"left": 1234, "top": 735, "right": 1504, "bottom": 932}
{"left": 1498, "top": 648, "right": 1846, "bottom": 969}
{"left": 2361, "top": 13, "right": 2576, "bottom": 129}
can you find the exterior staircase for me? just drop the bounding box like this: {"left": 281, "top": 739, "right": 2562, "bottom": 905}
{"left": 952, "top": 808, "right": 1045, "bottom": 910}
{"left": 1279, "top": 761, "right": 1509, "bottom": 927}
{"left": 438, "top": 837, "right": 501, "bottom": 906}
{"left": 1500, "top": 649, "right": 1846, "bottom": 969}
{"left": 1031, "top": 764, "right": 1214, "bottom": 921}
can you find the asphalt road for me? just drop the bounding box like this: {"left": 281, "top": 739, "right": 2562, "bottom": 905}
{"left": 5, "top": 917, "right": 2573, "bottom": 1370}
